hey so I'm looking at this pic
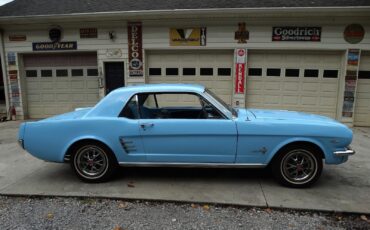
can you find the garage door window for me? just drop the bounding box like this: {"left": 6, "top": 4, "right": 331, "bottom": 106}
{"left": 218, "top": 68, "right": 231, "bottom": 76}
{"left": 183, "top": 68, "right": 196, "bottom": 76}
{"left": 166, "top": 68, "right": 178, "bottom": 76}
{"left": 149, "top": 68, "right": 161, "bottom": 76}
{"left": 72, "top": 69, "right": 84, "bottom": 77}
{"left": 56, "top": 69, "right": 68, "bottom": 77}
{"left": 323, "top": 70, "right": 339, "bottom": 78}
{"left": 87, "top": 68, "right": 99, "bottom": 76}
{"left": 358, "top": 71, "right": 370, "bottom": 79}
{"left": 41, "top": 70, "right": 52, "bottom": 77}
{"left": 248, "top": 68, "right": 262, "bottom": 76}
{"left": 26, "top": 70, "right": 37, "bottom": 77}
{"left": 267, "top": 68, "right": 281, "bottom": 77}
{"left": 285, "top": 69, "right": 300, "bottom": 77}
{"left": 200, "top": 68, "right": 213, "bottom": 76}
{"left": 304, "top": 69, "right": 319, "bottom": 78}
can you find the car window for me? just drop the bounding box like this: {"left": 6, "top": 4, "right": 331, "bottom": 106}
{"left": 119, "top": 95, "right": 139, "bottom": 119}
{"left": 138, "top": 92, "right": 224, "bottom": 120}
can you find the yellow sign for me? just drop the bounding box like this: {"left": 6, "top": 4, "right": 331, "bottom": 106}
{"left": 170, "top": 27, "right": 206, "bottom": 46}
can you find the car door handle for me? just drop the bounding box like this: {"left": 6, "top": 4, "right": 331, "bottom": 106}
{"left": 140, "top": 123, "right": 154, "bottom": 129}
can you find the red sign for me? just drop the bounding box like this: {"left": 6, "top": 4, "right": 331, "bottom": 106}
{"left": 9, "top": 35, "right": 26, "bottom": 41}
{"left": 128, "top": 22, "right": 143, "bottom": 77}
{"left": 235, "top": 48, "right": 246, "bottom": 94}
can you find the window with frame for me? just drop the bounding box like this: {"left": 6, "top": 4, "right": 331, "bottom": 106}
{"left": 26, "top": 70, "right": 38, "bottom": 77}
{"left": 120, "top": 92, "right": 224, "bottom": 119}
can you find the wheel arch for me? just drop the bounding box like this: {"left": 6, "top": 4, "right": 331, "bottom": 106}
{"left": 267, "top": 139, "right": 326, "bottom": 165}
{"left": 63, "top": 137, "right": 117, "bottom": 163}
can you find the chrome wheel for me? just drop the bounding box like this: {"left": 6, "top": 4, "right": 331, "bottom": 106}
{"left": 280, "top": 149, "right": 318, "bottom": 185}
{"left": 74, "top": 145, "right": 108, "bottom": 179}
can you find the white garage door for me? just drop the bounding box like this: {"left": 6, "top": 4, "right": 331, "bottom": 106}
{"left": 23, "top": 52, "right": 99, "bottom": 118}
{"left": 147, "top": 50, "right": 233, "bottom": 104}
{"left": 246, "top": 51, "right": 342, "bottom": 118}
{"left": 354, "top": 51, "right": 370, "bottom": 126}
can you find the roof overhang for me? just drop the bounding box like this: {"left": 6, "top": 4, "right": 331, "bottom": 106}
{"left": 0, "top": 6, "right": 370, "bottom": 25}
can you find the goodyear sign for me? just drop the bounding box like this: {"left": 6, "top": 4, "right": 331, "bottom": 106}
{"left": 32, "top": 42, "right": 77, "bottom": 51}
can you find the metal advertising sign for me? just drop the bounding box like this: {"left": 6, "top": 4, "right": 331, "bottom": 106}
{"left": 128, "top": 22, "right": 144, "bottom": 77}
{"left": 80, "top": 28, "right": 98, "bottom": 38}
{"left": 344, "top": 24, "right": 365, "bottom": 44}
{"left": 235, "top": 49, "right": 246, "bottom": 94}
{"left": 342, "top": 49, "right": 361, "bottom": 118}
{"left": 170, "top": 27, "right": 206, "bottom": 46}
{"left": 234, "top": 22, "right": 249, "bottom": 44}
{"left": 272, "top": 27, "right": 321, "bottom": 41}
{"left": 32, "top": 42, "right": 77, "bottom": 51}
{"left": 9, "top": 35, "right": 26, "bottom": 41}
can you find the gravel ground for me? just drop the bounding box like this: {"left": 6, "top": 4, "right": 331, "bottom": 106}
{"left": 0, "top": 196, "right": 369, "bottom": 230}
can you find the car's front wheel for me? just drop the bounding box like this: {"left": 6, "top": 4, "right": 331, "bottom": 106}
{"left": 71, "top": 142, "right": 118, "bottom": 183}
{"left": 272, "top": 145, "right": 323, "bottom": 188}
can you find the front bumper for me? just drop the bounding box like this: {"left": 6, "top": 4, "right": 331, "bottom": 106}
{"left": 333, "top": 146, "right": 355, "bottom": 157}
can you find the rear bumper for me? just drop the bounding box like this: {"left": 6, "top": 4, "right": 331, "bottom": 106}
{"left": 333, "top": 146, "right": 355, "bottom": 157}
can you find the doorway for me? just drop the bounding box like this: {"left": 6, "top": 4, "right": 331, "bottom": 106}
{"left": 104, "top": 62, "right": 125, "bottom": 94}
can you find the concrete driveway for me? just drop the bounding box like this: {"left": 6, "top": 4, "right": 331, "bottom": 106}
{"left": 0, "top": 121, "right": 369, "bottom": 214}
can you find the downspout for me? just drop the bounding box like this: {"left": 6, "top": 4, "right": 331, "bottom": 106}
{"left": 0, "top": 29, "right": 10, "bottom": 120}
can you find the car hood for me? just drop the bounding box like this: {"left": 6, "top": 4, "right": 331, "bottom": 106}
{"left": 41, "top": 107, "right": 93, "bottom": 121}
{"left": 246, "top": 108, "right": 338, "bottom": 124}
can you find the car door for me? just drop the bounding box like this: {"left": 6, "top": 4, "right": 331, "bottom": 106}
{"left": 137, "top": 92, "right": 237, "bottom": 163}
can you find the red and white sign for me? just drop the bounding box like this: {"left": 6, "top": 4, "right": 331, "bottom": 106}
{"left": 235, "top": 48, "right": 246, "bottom": 94}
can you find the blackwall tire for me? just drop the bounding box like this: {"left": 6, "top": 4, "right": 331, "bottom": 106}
{"left": 71, "top": 142, "right": 118, "bottom": 183}
{"left": 272, "top": 145, "right": 323, "bottom": 188}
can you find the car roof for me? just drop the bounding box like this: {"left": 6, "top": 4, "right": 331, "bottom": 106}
{"left": 113, "top": 83, "right": 206, "bottom": 94}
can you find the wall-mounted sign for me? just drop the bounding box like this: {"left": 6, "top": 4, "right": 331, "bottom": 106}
{"left": 7, "top": 52, "right": 16, "bottom": 66}
{"left": 80, "top": 28, "right": 98, "bottom": 38}
{"left": 235, "top": 22, "right": 249, "bottom": 43}
{"left": 344, "top": 24, "right": 365, "bottom": 44}
{"left": 235, "top": 48, "right": 246, "bottom": 94}
{"left": 106, "top": 49, "right": 122, "bottom": 58}
{"left": 342, "top": 49, "right": 361, "bottom": 118}
{"left": 170, "top": 27, "right": 206, "bottom": 46}
{"left": 272, "top": 27, "right": 321, "bottom": 41}
{"left": 9, "top": 35, "right": 26, "bottom": 41}
{"left": 49, "top": 26, "right": 62, "bottom": 42}
{"left": 128, "top": 22, "right": 143, "bottom": 77}
{"left": 32, "top": 42, "right": 77, "bottom": 51}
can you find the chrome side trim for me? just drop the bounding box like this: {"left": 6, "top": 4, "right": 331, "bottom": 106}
{"left": 118, "top": 162, "right": 267, "bottom": 168}
{"left": 333, "top": 146, "right": 355, "bottom": 157}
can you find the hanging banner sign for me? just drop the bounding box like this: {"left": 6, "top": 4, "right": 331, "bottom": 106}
{"left": 128, "top": 22, "right": 143, "bottom": 77}
{"left": 170, "top": 27, "right": 206, "bottom": 46}
{"left": 272, "top": 27, "right": 321, "bottom": 41}
{"left": 80, "top": 28, "right": 98, "bottom": 38}
{"left": 32, "top": 42, "right": 77, "bottom": 51}
{"left": 235, "top": 49, "right": 246, "bottom": 94}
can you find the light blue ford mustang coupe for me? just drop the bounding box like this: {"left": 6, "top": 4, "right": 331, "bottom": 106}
{"left": 18, "top": 84, "right": 355, "bottom": 188}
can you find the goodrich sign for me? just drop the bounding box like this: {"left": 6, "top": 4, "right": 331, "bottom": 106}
{"left": 272, "top": 27, "right": 321, "bottom": 41}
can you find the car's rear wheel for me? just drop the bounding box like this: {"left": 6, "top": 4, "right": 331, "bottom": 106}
{"left": 272, "top": 145, "right": 323, "bottom": 188}
{"left": 71, "top": 142, "right": 118, "bottom": 183}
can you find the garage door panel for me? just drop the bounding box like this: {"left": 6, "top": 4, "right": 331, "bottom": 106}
{"left": 41, "top": 93, "right": 55, "bottom": 102}
{"left": 247, "top": 51, "right": 341, "bottom": 119}
{"left": 40, "top": 81, "right": 54, "bottom": 89}
{"left": 301, "top": 83, "right": 319, "bottom": 92}
{"left": 282, "top": 96, "right": 299, "bottom": 105}
{"left": 55, "top": 94, "right": 70, "bottom": 102}
{"left": 301, "top": 96, "right": 317, "bottom": 105}
{"left": 23, "top": 52, "right": 99, "bottom": 118}
{"left": 283, "top": 82, "right": 300, "bottom": 91}
{"left": 55, "top": 81, "right": 70, "bottom": 89}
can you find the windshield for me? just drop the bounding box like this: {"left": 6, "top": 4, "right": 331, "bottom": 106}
{"left": 205, "top": 88, "right": 237, "bottom": 117}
